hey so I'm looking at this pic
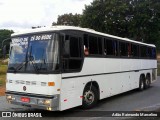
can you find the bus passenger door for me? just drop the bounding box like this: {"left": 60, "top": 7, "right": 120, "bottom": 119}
{"left": 60, "top": 33, "right": 84, "bottom": 110}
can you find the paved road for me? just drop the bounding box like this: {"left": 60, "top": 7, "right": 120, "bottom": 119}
{"left": 1, "top": 77, "right": 160, "bottom": 120}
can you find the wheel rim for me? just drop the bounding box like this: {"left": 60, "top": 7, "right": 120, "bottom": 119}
{"left": 84, "top": 90, "right": 95, "bottom": 105}
{"left": 146, "top": 79, "right": 149, "bottom": 86}
{"left": 141, "top": 80, "right": 144, "bottom": 89}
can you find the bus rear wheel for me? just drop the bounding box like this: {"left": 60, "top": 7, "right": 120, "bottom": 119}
{"left": 144, "top": 75, "right": 150, "bottom": 89}
{"left": 139, "top": 76, "right": 145, "bottom": 91}
{"left": 82, "top": 86, "right": 98, "bottom": 109}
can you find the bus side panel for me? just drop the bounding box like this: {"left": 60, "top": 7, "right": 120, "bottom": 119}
{"left": 59, "top": 58, "right": 157, "bottom": 110}
{"left": 95, "top": 72, "right": 138, "bottom": 99}
{"left": 60, "top": 58, "right": 105, "bottom": 110}
{"left": 60, "top": 77, "right": 84, "bottom": 111}
{"left": 141, "top": 59, "right": 157, "bottom": 69}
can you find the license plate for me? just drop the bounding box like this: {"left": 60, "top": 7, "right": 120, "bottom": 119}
{"left": 21, "top": 97, "right": 30, "bottom": 103}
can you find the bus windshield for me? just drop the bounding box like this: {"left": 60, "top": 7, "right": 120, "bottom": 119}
{"left": 8, "top": 33, "right": 59, "bottom": 73}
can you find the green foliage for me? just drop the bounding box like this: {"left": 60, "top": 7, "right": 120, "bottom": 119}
{"left": 0, "top": 29, "right": 13, "bottom": 46}
{"left": 0, "top": 29, "right": 14, "bottom": 58}
{"left": 52, "top": 13, "right": 82, "bottom": 26}
{"left": 0, "top": 62, "right": 7, "bottom": 86}
{"left": 81, "top": 0, "right": 160, "bottom": 49}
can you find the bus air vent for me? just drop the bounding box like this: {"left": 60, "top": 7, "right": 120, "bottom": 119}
{"left": 15, "top": 80, "right": 19, "bottom": 84}
{"left": 9, "top": 80, "right": 13, "bottom": 83}
{"left": 31, "top": 81, "right": 36, "bottom": 85}
{"left": 20, "top": 80, "right": 25, "bottom": 84}
{"left": 41, "top": 82, "right": 47, "bottom": 86}
{"left": 26, "top": 81, "right": 30, "bottom": 85}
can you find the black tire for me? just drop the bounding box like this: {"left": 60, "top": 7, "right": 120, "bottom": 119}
{"left": 144, "top": 75, "right": 150, "bottom": 89}
{"left": 139, "top": 76, "right": 145, "bottom": 91}
{"left": 82, "top": 85, "right": 99, "bottom": 109}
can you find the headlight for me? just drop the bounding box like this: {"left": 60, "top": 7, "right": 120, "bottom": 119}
{"left": 44, "top": 100, "right": 51, "bottom": 105}
{"left": 6, "top": 95, "right": 15, "bottom": 100}
{"left": 6, "top": 95, "right": 12, "bottom": 100}
{"left": 37, "top": 99, "right": 51, "bottom": 105}
{"left": 37, "top": 99, "right": 44, "bottom": 105}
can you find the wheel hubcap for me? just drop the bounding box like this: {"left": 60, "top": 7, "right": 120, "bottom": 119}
{"left": 84, "top": 90, "right": 94, "bottom": 105}
{"left": 146, "top": 79, "right": 149, "bottom": 85}
{"left": 141, "top": 81, "right": 144, "bottom": 89}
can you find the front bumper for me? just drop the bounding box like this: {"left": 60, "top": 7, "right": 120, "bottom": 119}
{"left": 6, "top": 91, "right": 60, "bottom": 111}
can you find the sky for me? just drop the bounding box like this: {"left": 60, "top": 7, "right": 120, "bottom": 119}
{"left": 0, "top": 0, "right": 92, "bottom": 31}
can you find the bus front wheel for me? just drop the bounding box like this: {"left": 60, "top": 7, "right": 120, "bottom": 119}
{"left": 82, "top": 86, "right": 98, "bottom": 109}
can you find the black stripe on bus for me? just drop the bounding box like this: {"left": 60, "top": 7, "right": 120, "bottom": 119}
{"left": 62, "top": 68, "right": 157, "bottom": 79}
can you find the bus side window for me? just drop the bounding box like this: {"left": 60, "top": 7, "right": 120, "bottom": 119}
{"left": 89, "top": 36, "right": 98, "bottom": 54}
{"left": 62, "top": 35, "right": 83, "bottom": 72}
{"left": 84, "top": 34, "right": 89, "bottom": 56}
{"left": 84, "top": 35, "right": 102, "bottom": 55}
{"left": 146, "top": 47, "right": 151, "bottom": 59}
{"left": 70, "top": 37, "right": 81, "bottom": 57}
{"left": 132, "top": 44, "right": 139, "bottom": 57}
{"left": 98, "top": 37, "right": 102, "bottom": 55}
{"left": 151, "top": 47, "right": 156, "bottom": 59}
{"left": 128, "top": 43, "right": 132, "bottom": 57}
{"left": 112, "top": 41, "right": 118, "bottom": 56}
{"left": 84, "top": 45, "right": 89, "bottom": 56}
{"left": 120, "top": 42, "right": 127, "bottom": 57}
{"left": 63, "top": 35, "right": 70, "bottom": 58}
{"left": 104, "top": 39, "right": 117, "bottom": 56}
{"left": 140, "top": 46, "right": 147, "bottom": 58}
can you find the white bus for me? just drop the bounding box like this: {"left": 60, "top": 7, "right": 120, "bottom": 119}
{"left": 6, "top": 26, "right": 157, "bottom": 111}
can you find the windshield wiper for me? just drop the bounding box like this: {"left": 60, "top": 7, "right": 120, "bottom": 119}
{"left": 8, "top": 61, "right": 26, "bottom": 72}
{"left": 15, "top": 61, "right": 26, "bottom": 72}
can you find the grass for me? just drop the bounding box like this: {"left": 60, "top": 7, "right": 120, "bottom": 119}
{"left": 0, "top": 59, "right": 7, "bottom": 96}
{"left": 0, "top": 60, "right": 8, "bottom": 86}
{"left": 0, "top": 75, "right": 6, "bottom": 86}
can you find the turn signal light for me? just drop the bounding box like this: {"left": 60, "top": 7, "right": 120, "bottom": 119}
{"left": 48, "top": 82, "right": 55, "bottom": 86}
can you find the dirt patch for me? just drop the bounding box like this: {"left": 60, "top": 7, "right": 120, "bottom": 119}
{"left": 0, "top": 85, "right": 6, "bottom": 96}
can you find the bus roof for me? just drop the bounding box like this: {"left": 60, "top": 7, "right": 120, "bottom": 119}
{"left": 12, "top": 26, "right": 155, "bottom": 47}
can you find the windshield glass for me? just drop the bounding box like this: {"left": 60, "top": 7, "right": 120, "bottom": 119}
{"left": 8, "top": 33, "right": 59, "bottom": 73}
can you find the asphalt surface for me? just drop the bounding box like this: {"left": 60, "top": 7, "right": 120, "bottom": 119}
{"left": 1, "top": 77, "right": 160, "bottom": 120}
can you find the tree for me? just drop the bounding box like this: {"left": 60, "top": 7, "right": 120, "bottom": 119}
{"left": 81, "top": 0, "right": 160, "bottom": 49}
{"left": 0, "top": 29, "right": 14, "bottom": 58}
{"left": 81, "top": 0, "right": 130, "bottom": 36}
{"left": 52, "top": 13, "right": 82, "bottom": 26}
